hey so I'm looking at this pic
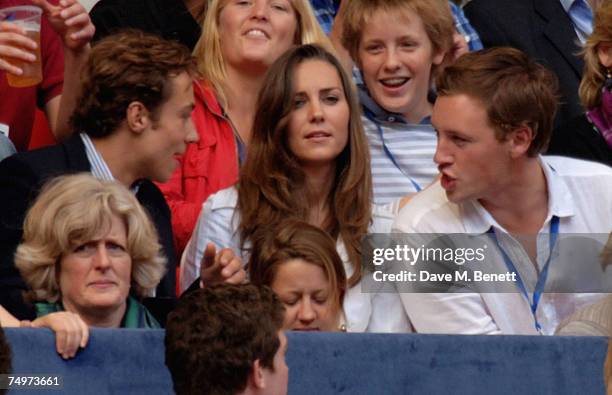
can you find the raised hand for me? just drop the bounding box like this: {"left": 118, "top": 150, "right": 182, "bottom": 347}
{"left": 200, "top": 243, "right": 247, "bottom": 287}
{"left": 31, "top": 0, "right": 94, "bottom": 51}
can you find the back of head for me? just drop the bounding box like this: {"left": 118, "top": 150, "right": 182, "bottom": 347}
{"left": 165, "top": 284, "right": 285, "bottom": 395}
{"left": 70, "top": 29, "right": 196, "bottom": 139}
{"left": 436, "top": 47, "right": 559, "bottom": 156}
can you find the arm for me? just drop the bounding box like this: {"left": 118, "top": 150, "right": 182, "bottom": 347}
{"left": 33, "top": 0, "right": 95, "bottom": 141}
{"left": 25, "top": 312, "right": 89, "bottom": 359}
{"left": 180, "top": 192, "right": 242, "bottom": 292}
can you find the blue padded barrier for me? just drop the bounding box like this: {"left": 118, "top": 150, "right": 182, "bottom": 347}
{"left": 3, "top": 329, "right": 609, "bottom": 394}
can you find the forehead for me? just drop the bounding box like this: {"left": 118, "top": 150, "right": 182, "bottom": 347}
{"left": 361, "top": 7, "right": 426, "bottom": 40}
{"left": 293, "top": 60, "right": 343, "bottom": 92}
{"left": 432, "top": 94, "right": 493, "bottom": 134}
{"left": 161, "top": 72, "right": 194, "bottom": 107}
{"left": 273, "top": 258, "right": 329, "bottom": 286}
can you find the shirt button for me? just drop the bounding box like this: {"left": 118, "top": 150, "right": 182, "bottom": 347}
{"left": 388, "top": 116, "right": 395, "bottom": 122}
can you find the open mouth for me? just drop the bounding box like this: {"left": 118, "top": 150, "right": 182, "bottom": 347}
{"left": 244, "top": 29, "right": 269, "bottom": 39}
{"left": 380, "top": 77, "right": 410, "bottom": 88}
{"left": 440, "top": 173, "right": 457, "bottom": 190}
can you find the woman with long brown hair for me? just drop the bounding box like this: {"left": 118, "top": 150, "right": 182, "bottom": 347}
{"left": 182, "top": 44, "right": 410, "bottom": 332}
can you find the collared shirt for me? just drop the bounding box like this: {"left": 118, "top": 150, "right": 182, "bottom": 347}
{"left": 560, "top": 0, "right": 593, "bottom": 43}
{"left": 80, "top": 133, "right": 141, "bottom": 193}
{"left": 181, "top": 186, "right": 412, "bottom": 333}
{"left": 308, "top": 1, "right": 483, "bottom": 51}
{"left": 359, "top": 85, "right": 438, "bottom": 205}
{"left": 80, "top": 133, "right": 114, "bottom": 182}
{"left": 392, "top": 156, "right": 612, "bottom": 335}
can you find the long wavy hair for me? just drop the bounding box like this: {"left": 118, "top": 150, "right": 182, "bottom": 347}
{"left": 237, "top": 44, "right": 371, "bottom": 287}
{"left": 579, "top": 2, "right": 611, "bottom": 109}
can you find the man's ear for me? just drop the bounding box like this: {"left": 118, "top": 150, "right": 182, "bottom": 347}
{"left": 250, "top": 359, "right": 266, "bottom": 390}
{"left": 126, "top": 101, "right": 151, "bottom": 134}
{"left": 507, "top": 125, "right": 534, "bottom": 158}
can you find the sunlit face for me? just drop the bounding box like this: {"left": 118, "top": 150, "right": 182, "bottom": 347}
{"left": 432, "top": 94, "right": 512, "bottom": 204}
{"left": 286, "top": 59, "right": 350, "bottom": 170}
{"left": 358, "top": 8, "right": 444, "bottom": 123}
{"left": 271, "top": 259, "right": 339, "bottom": 331}
{"left": 139, "top": 71, "right": 197, "bottom": 183}
{"left": 219, "top": 0, "right": 298, "bottom": 72}
{"left": 261, "top": 331, "right": 289, "bottom": 395}
{"left": 59, "top": 214, "right": 132, "bottom": 320}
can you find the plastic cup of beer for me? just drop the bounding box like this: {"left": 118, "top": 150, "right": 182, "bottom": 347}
{"left": 0, "top": 6, "right": 43, "bottom": 88}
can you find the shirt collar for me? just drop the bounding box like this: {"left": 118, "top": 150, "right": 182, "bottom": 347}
{"left": 462, "top": 156, "right": 575, "bottom": 234}
{"left": 559, "top": 0, "right": 575, "bottom": 13}
{"left": 80, "top": 133, "right": 141, "bottom": 193}
{"left": 358, "top": 84, "right": 431, "bottom": 125}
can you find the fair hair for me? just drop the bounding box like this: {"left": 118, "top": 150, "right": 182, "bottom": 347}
{"left": 15, "top": 174, "right": 167, "bottom": 303}
{"left": 192, "top": 0, "right": 333, "bottom": 107}
{"left": 579, "top": 2, "right": 612, "bottom": 109}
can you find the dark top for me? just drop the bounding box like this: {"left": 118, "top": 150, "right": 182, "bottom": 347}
{"left": 89, "top": 0, "right": 202, "bottom": 51}
{"left": 0, "top": 135, "right": 177, "bottom": 319}
{"left": 464, "top": 0, "right": 584, "bottom": 129}
{"left": 548, "top": 114, "right": 612, "bottom": 167}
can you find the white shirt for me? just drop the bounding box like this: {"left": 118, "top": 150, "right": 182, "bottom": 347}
{"left": 392, "top": 156, "right": 612, "bottom": 335}
{"left": 182, "top": 186, "right": 411, "bottom": 333}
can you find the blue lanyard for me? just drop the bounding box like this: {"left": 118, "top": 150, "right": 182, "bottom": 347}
{"left": 487, "top": 216, "right": 560, "bottom": 333}
{"left": 363, "top": 107, "right": 422, "bottom": 192}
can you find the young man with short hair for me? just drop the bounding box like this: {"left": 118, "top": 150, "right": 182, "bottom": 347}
{"left": 165, "top": 284, "right": 288, "bottom": 395}
{"left": 0, "top": 30, "right": 198, "bottom": 319}
{"left": 393, "top": 47, "right": 612, "bottom": 335}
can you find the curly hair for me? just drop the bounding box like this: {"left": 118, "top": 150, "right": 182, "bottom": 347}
{"left": 341, "top": 0, "right": 455, "bottom": 78}
{"left": 436, "top": 47, "right": 559, "bottom": 157}
{"left": 237, "top": 44, "right": 372, "bottom": 287}
{"left": 249, "top": 219, "right": 347, "bottom": 319}
{"left": 70, "top": 29, "right": 197, "bottom": 138}
{"left": 165, "top": 284, "right": 285, "bottom": 395}
{"left": 14, "top": 174, "right": 167, "bottom": 302}
{"left": 579, "top": 2, "right": 612, "bottom": 109}
{"left": 193, "top": 0, "right": 333, "bottom": 107}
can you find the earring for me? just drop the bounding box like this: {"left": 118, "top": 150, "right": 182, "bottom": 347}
{"left": 605, "top": 68, "right": 612, "bottom": 91}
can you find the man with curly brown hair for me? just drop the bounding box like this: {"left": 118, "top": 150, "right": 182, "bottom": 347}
{"left": 165, "top": 284, "right": 288, "bottom": 395}
{"left": 0, "top": 29, "right": 199, "bottom": 320}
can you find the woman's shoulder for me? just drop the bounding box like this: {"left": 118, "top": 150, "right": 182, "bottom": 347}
{"left": 205, "top": 186, "right": 238, "bottom": 211}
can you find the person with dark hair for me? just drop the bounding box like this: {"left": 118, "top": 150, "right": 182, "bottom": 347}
{"left": 393, "top": 47, "right": 612, "bottom": 335}
{"left": 0, "top": 30, "right": 206, "bottom": 320}
{"left": 165, "top": 284, "right": 288, "bottom": 395}
{"left": 183, "top": 44, "right": 410, "bottom": 332}
{"left": 249, "top": 220, "right": 347, "bottom": 331}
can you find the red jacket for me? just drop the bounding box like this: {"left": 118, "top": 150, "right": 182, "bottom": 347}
{"left": 157, "top": 81, "right": 239, "bottom": 255}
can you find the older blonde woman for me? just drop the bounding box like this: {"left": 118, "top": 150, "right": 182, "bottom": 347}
{"left": 15, "top": 174, "right": 166, "bottom": 329}
{"left": 549, "top": 2, "right": 612, "bottom": 166}
{"left": 157, "top": 0, "right": 333, "bottom": 257}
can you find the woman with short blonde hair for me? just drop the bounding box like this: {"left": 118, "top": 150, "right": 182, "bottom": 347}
{"left": 15, "top": 173, "right": 166, "bottom": 329}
